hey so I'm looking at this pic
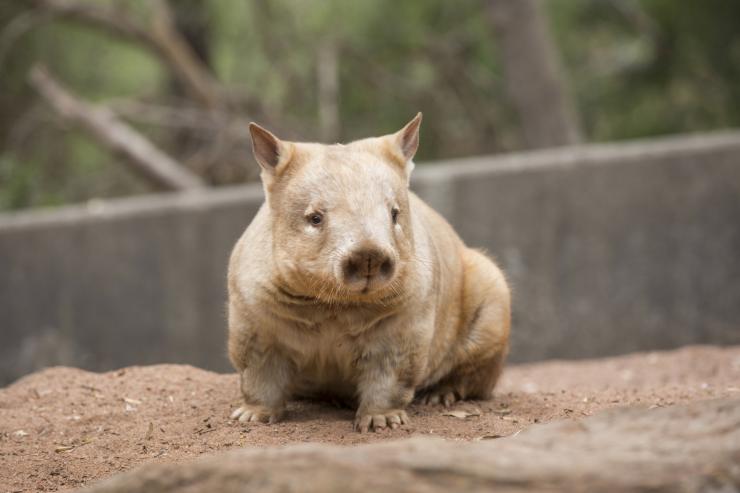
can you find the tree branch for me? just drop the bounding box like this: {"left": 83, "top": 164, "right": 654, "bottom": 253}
{"left": 29, "top": 65, "right": 206, "bottom": 191}
{"left": 26, "top": 0, "right": 224, "bottom": 109}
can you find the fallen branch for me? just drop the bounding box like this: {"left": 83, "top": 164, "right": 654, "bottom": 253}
{"left": 29, "top": 65, "right": 205, "bottom": 191}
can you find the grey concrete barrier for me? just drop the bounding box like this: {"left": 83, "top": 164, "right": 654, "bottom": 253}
{"left": 1, "top": 131, "right": 739, "bottom": 384}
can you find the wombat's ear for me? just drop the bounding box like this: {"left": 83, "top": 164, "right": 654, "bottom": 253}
{"left": 248, "top": 123, "right": 291, "bottom": 176}
{"left": 394, "top": 112, "right": 422, "bottom": 162}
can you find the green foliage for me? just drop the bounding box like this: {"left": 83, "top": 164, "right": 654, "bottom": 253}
{"left": 0, "top": 153, "right": 37, "bottom": 209}
{"left": 0, "top": 6, "right": 162, "bottom": 210}
{"left": 548, "top": 0, "right": 740, "bottom": 141}
{"left": 0, "top": 0, "right": 738, "bottom": 210}
{"left": 38, "top": 22, "right": 164, "bottom": 101}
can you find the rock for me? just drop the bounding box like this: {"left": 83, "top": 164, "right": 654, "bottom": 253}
{"left": 78, "top": 398, "right": 740, "bottom": 493}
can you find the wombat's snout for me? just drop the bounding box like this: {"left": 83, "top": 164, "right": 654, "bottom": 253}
{"left": 341, "top": 247, "right": 395, "bottom": 289}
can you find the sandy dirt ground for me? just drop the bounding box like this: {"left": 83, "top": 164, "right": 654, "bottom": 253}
{"left": 1, "top": 344, "right": 739, "bottom": 492}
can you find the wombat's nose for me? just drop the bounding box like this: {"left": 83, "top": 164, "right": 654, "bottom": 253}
{"left": 342, "top": 248, "right": 395, "bottom": 284}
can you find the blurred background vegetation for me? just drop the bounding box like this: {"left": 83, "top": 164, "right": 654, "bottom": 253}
{"left": 0, "top": 0, "right": 739, "bottom": 210}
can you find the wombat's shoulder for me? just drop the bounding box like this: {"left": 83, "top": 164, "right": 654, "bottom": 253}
{"left": 228, "top": 204, "right": 272, "bottom": 295}
{"left": 408, "top": 192, "right": 464, "bottom": 252}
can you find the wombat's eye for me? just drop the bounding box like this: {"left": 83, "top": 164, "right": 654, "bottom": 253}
{"left": 391, "top": 207, "right": 400, "bottom": 224}
{"left": 308, "top": 212, "right": 324, "bottom": 226}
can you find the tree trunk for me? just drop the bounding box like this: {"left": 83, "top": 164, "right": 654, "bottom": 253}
{"left": 317, "top": 37, "right": 340, "bottom": 143}
{"left": 488, "top": 0, "right": 582, "bottom": 148}
{"left": 167, "top": 0, "right": 212, "bottom": 92}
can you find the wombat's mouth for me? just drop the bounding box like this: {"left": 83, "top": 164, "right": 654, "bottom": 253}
{"left": 343, "top": 272, "right": 394, "bottom": 296}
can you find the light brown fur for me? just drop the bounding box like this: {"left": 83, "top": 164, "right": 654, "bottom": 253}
{"left": 227, "top": 114, "right": 510, "bottom": 432}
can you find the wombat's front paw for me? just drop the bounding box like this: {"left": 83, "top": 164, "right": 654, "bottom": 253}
{"left": 354, "top": 409, "right": 409, "bottom": 433}
{"left": 230, "top": 405, "right": 283, "bottom": 424}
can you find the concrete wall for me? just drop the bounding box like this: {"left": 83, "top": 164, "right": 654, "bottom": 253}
{"left": 2, "top": 131, "right": 740, "bottom": 384}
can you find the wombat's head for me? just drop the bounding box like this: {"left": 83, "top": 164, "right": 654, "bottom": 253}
{"left": 249, "top": 114, "right": 422, "bottom": 303}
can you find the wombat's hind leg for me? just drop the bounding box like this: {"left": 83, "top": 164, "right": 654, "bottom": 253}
{"left": 417, "top": 352, "right": 507, "bottom": 407}
{"left": 416, "top": 385, "right": 460, "bottom": 407}
{"left": 418, "top": 249, "right": 510, "bottom": 406}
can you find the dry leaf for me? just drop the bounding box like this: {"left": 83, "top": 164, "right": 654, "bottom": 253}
{"left": 476, "top": 434, "right": 503, "bottom": 440}
{"left": 442, "top": 408, "right": 481, "bottom": 419}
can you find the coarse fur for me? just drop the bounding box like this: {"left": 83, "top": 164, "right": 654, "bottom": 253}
{"left": 227, "top": 114, "right": 510, "bottom": 432}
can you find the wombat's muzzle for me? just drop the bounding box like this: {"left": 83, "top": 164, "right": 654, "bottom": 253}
{"left": 341, "top": 247, "right": 396, "bottom": 289}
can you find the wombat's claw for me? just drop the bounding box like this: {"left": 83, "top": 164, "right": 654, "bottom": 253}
{"left": 230, "top": 405, "right": 282, "bottom": 424}
{"left": 354, "top": 410, "right": 409, "bottom": 433}
{"left": 421, "top": 390, "right": 459, "bottom": 407}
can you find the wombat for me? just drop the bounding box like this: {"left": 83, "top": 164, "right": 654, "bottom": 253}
{"left": 228, "top": 114, "right": 510, "bottom": 432}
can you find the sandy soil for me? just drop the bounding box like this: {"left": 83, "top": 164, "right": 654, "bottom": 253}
{"left": 1, "top": 345, "right": 739, "bottom": 493}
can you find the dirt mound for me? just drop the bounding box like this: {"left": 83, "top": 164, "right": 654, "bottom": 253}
{"left": 1, "top": 345, "right": 739, "bottom": 492}
{"left": 79, "top": 398, "right": 740, "bottom": 493}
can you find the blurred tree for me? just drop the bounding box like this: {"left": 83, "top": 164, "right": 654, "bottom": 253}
{"left": 316, "top": 36, "right": 340, "bottom": 142}
{"left": 548, "top": 0, "right": 740, "bottom": 140}
{"left": 0, "top": 0, "right": 738, "bottom": 210}
{"left": 488, "top": 0, "right": 582, "bottom": 148}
